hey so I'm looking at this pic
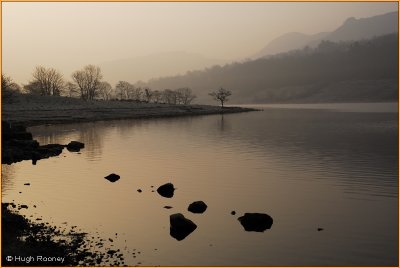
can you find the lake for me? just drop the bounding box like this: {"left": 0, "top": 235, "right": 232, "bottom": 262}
{"left": 2, "top": 102, "right": 398, "bottom": 266}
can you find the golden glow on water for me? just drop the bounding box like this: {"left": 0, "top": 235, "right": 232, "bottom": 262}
{"left": 2, "top": 103, "right": 398, "bottom": 266}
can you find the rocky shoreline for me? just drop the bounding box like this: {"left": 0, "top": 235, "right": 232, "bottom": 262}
{"left": 2, "top": 203, "right": 125, "bottom": 266}
{"left": 2, "top": 121, "right": 84, "bottom": 165}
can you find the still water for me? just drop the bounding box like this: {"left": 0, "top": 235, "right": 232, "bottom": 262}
{"left": 2, "top": 102, "right": 398, "bottom": 266}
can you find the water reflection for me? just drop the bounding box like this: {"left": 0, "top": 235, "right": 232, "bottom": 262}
{"left": 30, "top": 122, "right": 105, "bottom": 161}
{"left": 1, "top": 164, "right": 16, "bottom": 193}
{"left": 204, "top": 108, "right": 398, "bottom": 198}
{"left": 4, "top": 103, "right": 397, "bottom": 266}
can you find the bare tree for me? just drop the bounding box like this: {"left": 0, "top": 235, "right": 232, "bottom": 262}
{"left": 143, "top": 87, "right": 153, "bottom": 103}
{"left": 152, "top": 90, "right": 162, "bottom": 103}
{"left": 209, "top": 87, "right": 232, "bottom": 108}
{"left": 65, "top": 81, "right": 80, "bottom": 98}
{"left": 2, "top": 74, "right": 21, "bottom": 100}
{"left": 176, "top": 87, "right": 196, "bottom": 105}
{"left": 162, "top": 89, "right": 178, "bottom": 104}
{"left": 115, "top": 81, "right": 133, "bottom": 100}
{"left": 23, "top": 81, "right": 42, "bottom": 95}
{"left": 26, "top": 66, "right": 64, "bottom": 96}
{"left": 2, "top": 74, "right": 20, "bottom": 92}
{"left": 98, "top": 81, "right": 113, "bottom": 100}
{"left": 130, "top": 86, "right": 143, "bottom": 101}
{"left": 72, "top": 65, "right": 103, "bottom": 100}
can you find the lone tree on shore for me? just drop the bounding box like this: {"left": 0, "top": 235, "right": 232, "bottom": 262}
{"left": 209, "top": 87, "right": 232, "bottom": 108}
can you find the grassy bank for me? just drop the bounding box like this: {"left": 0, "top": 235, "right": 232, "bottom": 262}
{"left": 2, "top": 93, "right": 257, "bottom": 127}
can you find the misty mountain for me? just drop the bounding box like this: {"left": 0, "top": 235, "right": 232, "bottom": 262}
{"left": 143, "top": 34, "right": 398, "bottom": 104}
{"left": 253, "top": 11, "right": 398, "bottom": 59}
{"left": 252, "top": 32, "right": 329, "bottom": 59}
{"left": 99, "top": 51, "right": 226, "bottom": 86}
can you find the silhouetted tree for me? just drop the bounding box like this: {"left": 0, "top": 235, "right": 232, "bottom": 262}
{"left": 2, "top": 74, "right": 20, "bottom": 92}
{"left": 176, "top": 87, "right": 196, "bottom": 105}
{"left": 130, "top": 86, "right": 143, "bottom": 101}
{"left": 2, "top": 74, "right": 20, "bottom": 100}
{"left": 209, "top": 87, "right": 232, "bottom": 107}
{"left": 143, "top": 87, "right": 153, "bottom": 103}
{"left": 65, "top": 81, "right": 79, "bottom": 98}
{"left": 26, "top": 66, "right": 64, "bottom": 96}
{"left": 152, "top": 90, "right": 162, "bottom": 103}
{"left": 23, "top": 81, "right": 42, "bottom": 95}
{"left": 115, "top": 81, "right": 134, "bottom": 100}
{"left": 98, "top": 81, "right": 113, "bottom": 100}
{"left": 162, "top": 89, "right": 178, "bottom": 104}
{"left": 72, "top": 65, "right": 103, "bottom": 100}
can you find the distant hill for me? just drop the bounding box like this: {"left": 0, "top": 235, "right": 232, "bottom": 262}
{"left": 144, "top": 34, "right": 398, "bottom": 104}
{"left": 252, "top": 32, "right": 329, "bottom": 59}
{"left": 253, "top": 11, "right": 398, "bottom": 59}
{"left": 99, "top": 51, "right": 226, "bottom": 86}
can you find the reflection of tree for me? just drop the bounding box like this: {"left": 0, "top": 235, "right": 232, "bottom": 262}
{"left": 77, "top": 122, "right": 103, "bottom": 161}
{"left": 2, "top": 164, "right": 16, "bottom": 193}
{"left": 217, "top": 114, "right": 231, "bottom": 134}
{"left": 219, "top": 114, "right": 225, "bottom": 132}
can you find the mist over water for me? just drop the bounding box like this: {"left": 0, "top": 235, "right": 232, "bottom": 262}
{"left": 2, "top": 102, "right": 397, "bottom": 266}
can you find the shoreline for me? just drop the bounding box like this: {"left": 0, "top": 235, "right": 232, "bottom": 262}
{"left": 2, "top": 203, "right": 124, "bottom": 266}
{"left": 1, "top": 93, "right": 258, "bottom": 266}
{"left": 2, "top": 93, "right": 258, "bottom": 127}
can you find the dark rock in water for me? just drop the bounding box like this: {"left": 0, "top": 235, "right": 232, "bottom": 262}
{"left": 24, "top": 183, "right": 30, "bottom": 186}
{"left": 20, "top": 205, "right": 28, "bottom": 209}
{"left": 66, "top": 141, "right": 85, "bottom": 152}
{"left": 37, "top": 144, "right": 65, "bottom": 158}
{"left": 137, "top": 189, "right": 142, "bottom": 193}
{"left": 231, "top": 210, "right": 236, "bottom": 215}
{"left": 170, "top": 213, "right": 197, "bottom": 241}
{"left": 317, "top": 228, "right": 324, "bottom": 231}
{"left": 157, "top": 183, "right": 175, "bottom": 198}
{"left": 2, "top": 122, "right": 66, "bottom": 164}
{"left": 105, "top": 173, "right": 120, "bottom": 182}
{"left": 164, "top": 206, "right": 173, "bottom": 209}
{"left": 238, "top": 213, "right": 273, "bottom": 232}
{"left": 188, "top": 201, "right": 207, "bottom": 214}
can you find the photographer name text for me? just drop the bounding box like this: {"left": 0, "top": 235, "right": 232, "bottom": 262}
{"left": 5, "top": 255, "right": 65, "bottom": 264}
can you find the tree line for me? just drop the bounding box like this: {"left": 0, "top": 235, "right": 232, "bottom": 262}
{"left": 144, "top": 33, "right": 398, "bottom": 103}
{"left": 3, "top": 65, "right": 197, "bottom": 105}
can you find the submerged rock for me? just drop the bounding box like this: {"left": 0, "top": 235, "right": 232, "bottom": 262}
{"left": 66, "top": 141, "right": 85, "bottom": 152}
{"left": 238, "top": 213, "right": 273, "bottom": 232}
{"left": 164, "top": 206, "right": 173, "bottom": 209}
{"left": 170, "top": 213, "right": 197, "bottom": 241}
{"left": 188, "top": 201, "right": 207, "bottom": 214}
{"left": 104, "top": 173, "right": 120, "bottom": 182}
{"left": 231, "top": 210, "right": 236, "bottom": 215}
{"left": 157, "top": 183, "right": 175, "bottom": 198}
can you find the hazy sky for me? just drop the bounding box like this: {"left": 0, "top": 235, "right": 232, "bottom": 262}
{"left": 2, "top": 2, "right": 398, "bottom": 84}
